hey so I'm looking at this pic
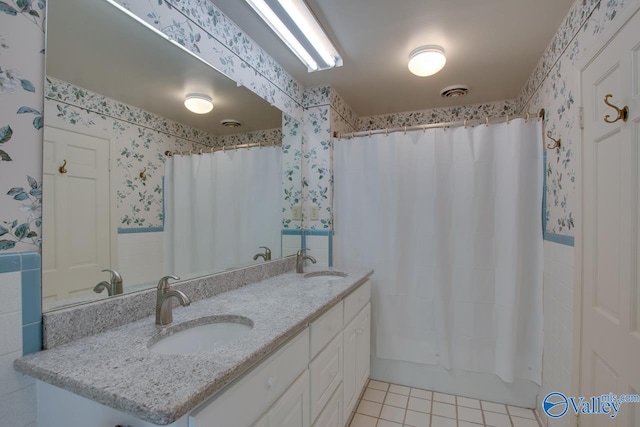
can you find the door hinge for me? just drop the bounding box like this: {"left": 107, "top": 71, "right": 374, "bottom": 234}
{"left": 579, "top": 106, "right": 584, "bottom": 130}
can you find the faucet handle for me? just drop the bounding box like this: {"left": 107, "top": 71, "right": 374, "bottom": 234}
{"left": 157, "top": 275, "right": 180, "bottom": 290}
{"left": 297, "top": 248, "right": 310, "bottom": 256}
{"left": 101, "top": 268, "right": 123, "bottom": 283}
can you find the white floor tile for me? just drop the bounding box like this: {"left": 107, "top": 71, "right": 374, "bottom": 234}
{"left": 407, "top": 397, "right": 431, "bottom": 413}
{"left": 350, "top": 413, "right": 378, "bottom": 427}
{"left": 458, "top": 421, "right": 483, "bottom": 427}
{"left": 376, "top": 420, "right": 402, "bottom": 427}
{"left": 457, "top": 406, "right": 483, "bottom": 424}
{"left": 511, "top": 416, "right": 541, "bottom": 427}
{"left": 380, "top": 405, "right": 405, "bottom": 423}
{"left": 482, "top": 401, "right": 508, "bottom": 414}
{"left": 410, "top": 388, "right": 432, "bottom": 400}
{"left": 357, "top": 400, "right": 383, "bottom": 418}
{"left": 483, "top": 411, "right": 512, "bottom": 427}
{"left": 368, "top": 380, "right": 390, "bottom": 391}
{"left": 432, "top": 402, "right": 456, "bottom": 419}
{"left": 433, "top": 392, "right": 456, "bottom": 404}
{"left": 388, "top": 384, "right": 411, "bottom": 396}
{"left": 385, "top": 392, "right": 408, "bottom": 408}
{"left": 430, "top": 415, "right": 457, "bottom": 427}
{"left": 456, "top": 396, "right": 481, "bottom": 409}
{"left": 508, "top": 405, "right": 536, "bottom": 419}
{"left": 403, "top": 409, "right": 430, "bottom": 427}
{"left": 363, "top": 388, "right": 387, "bottom": 403}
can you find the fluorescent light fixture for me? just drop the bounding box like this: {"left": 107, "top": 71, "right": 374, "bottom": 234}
{"left": 184, "top": 94, "right": 214, "bottom": 114}
{"left": 408, "top": 45, "right": 446, "bottom": 77}
{"left": 245, "top": 0, "right": 341, "bottom": 72}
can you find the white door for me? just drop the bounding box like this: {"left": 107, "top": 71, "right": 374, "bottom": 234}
{"left": 42, "top": 126, "right": 111, "bottom": 303}
{"left": 580, "top": 7, "right": 640, "bottom": 426}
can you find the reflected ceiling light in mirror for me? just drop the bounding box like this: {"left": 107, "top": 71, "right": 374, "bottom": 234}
{"left": 408, "top": 45, "right": 446, "bottom": 77}
{"left": 244, "top": 0, "right": 342, "bottom": 72}
{"left": 184, "top": 94, "right": 214, "bottom": 114}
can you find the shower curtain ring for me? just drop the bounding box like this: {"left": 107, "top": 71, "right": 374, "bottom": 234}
{"left": 199, "top": 148, "right": 203, "bottom": 155}
{"left": 404, "top": 126, "right": 407, "bottom": 135}
{"left": 526, "top": 113, "right": 530, "bottom": 122}
{"left": 385, "top": 128, "right": 389, "bottom": 136}
{"left": 464, "top": 119, "right": 467, "bottom": 129}
{"left": 506, "top": 115, "right": 510, "bottom": 124}
{"left": 485, "top": 117, "right": 489, "bottom": 127}
{"left": 369, "top": 129, "right": 372, "bottom": 137}
{"left": 210, "top": 146, "right": 215, "bottom": 153}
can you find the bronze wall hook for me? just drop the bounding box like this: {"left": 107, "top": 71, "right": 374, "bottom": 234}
{"left": 604, "top": 94, "right": 629, "bottom": 124}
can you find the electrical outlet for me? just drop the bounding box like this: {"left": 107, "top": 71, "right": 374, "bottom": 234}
{"left": 309, "top": 205, "right": 320, "bottom": 221}
{"left": 292, "top": 205, "right": 302, "bottom": 220}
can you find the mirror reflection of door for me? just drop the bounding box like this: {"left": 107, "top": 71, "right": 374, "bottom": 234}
{"left": 42, "top": 126, "right": 111, "bottom": 304}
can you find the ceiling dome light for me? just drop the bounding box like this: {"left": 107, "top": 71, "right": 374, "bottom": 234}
{"left": 408, "top": 45, "right": 446, "bottom": 77}
{"left": 184, "top": 94, "right": 214, "bottom": 114}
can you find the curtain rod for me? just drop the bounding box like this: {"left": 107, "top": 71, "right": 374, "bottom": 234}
{"left": 165, "top": 141, "right": 282, "bottom": 157}
{"left": 335, "top": 109, "right": 546, "bottom": 140}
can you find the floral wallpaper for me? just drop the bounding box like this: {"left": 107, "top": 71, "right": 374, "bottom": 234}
{"left": 218, "top": 128, "right": 281, "bottom": 148}
{"left": 45, "top": 77, "right": 285, "bottom": 230}
{"left": 301, "top": 86, "right": 359, "bottom": 230}
{"left": 357, "top": 100, "right": 519, "bottom": 132}
{"left": 517, "top": 0, "right": 629, "bottom": 237}
{"left": 45, "top": 78, "right": 210, "bottom": 229}
{"left": 113, "top": 0, "right": 304, "bottom": 121}
{"left": 282, "top": 113, "right": 302, "bottom": 229}
{"left": 0, "top": 0, "right": 45, "bottom": 253}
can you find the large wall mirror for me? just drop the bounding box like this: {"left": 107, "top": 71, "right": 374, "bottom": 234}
{"left": 42, "top": 0, "right": 302, "bottom": 311}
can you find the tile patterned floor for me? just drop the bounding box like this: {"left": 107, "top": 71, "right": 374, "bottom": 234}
{"left": 349, "top": 380, "right": 542, "bottom": 427}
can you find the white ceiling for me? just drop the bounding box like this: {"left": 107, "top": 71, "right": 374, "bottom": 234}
{"left": 46, "top": 0, "right": 283, "bottom": 137}
{"left": 212, "top": 0, "right": 575, "bottom": 117}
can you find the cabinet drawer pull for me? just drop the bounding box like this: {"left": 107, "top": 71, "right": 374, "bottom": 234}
{"left": 266, "top": 376, "right": 278, "bottom": 390}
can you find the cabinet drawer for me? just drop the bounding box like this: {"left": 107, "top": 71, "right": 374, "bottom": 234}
{"left": 309, "top": 332, "right": 343, "bottom": 422}
{"left": 310, "top": 301, "right": 343, "bottom": 358}
{"left": 343, "top": 280, "right": 370, "bottom": 326}
{"left": 189, "top": 328, "right": 310, "bottom": 427}
{"left": 312, "top": 383, "right": 343, "bottom": 427}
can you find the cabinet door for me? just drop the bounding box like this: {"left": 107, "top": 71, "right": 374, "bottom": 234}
{"left": 355, "top": 303, "right": 371, "bottom": 392}
{"left": 342, "top": 313, "right": 358, "bottom": 422}
{"left": 267, "top": 370, "right": 310, "bottom": 427}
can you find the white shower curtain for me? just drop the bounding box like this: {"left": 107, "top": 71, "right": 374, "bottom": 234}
{"left": 334, "top": 119, "right": 543, "bottom": 384}
{"left": 164, "top": 147, "right": 282, "bottom": 278}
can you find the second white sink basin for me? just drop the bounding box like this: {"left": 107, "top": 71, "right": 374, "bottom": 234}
{"left": 149, "top": 316, "right": 253, "bottom": 355}
{"left": 303, "top": 271, "right": 348, "bottom": 284}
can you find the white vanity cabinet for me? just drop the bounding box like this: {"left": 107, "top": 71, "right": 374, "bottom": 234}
{"left": 35, "top": 279, "right": 371, "bottom": 427}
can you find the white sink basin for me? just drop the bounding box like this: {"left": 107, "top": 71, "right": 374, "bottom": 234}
{"left": 303, "top": 271, "right": 348, "bottom": 283}
{"left": 149, "top": 316, "right": 253, "bottom": 355}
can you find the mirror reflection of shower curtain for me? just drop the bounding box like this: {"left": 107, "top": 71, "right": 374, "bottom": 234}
{"left": 163, "top": 147, "right": 282, "bottom": 277}
{"left": 334, "top": 119, "right": 543, "bottom": 384}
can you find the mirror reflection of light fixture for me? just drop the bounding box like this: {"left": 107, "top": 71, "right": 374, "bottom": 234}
{"left": 184, "top": 94, "right": 214, "bottom": 114}
{"left": 408, "top": 45, "right": 446, "bottom": 77}
{"left": 244, "top": 0, "right": 342, "bottom": 72}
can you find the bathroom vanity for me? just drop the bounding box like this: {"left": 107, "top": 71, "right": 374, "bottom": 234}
{"left": 15, "top": 263, "right": 372, "bottom": 427}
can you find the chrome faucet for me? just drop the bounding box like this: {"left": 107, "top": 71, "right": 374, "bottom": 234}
{"left": 296, "top": 249, "right": 317, "bottom": 273}
{"left": 93, "top": 269, "right": 123, "bottom": 296}
{"left": 253, "top": 246, "right": 272, "bottom": 261}
{"left": 156, "top": 275, "right": 191, "bottom": 326}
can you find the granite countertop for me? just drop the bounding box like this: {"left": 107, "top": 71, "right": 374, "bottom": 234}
{"left": 15, "top": 267, "right": 373, "bottom": 425}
